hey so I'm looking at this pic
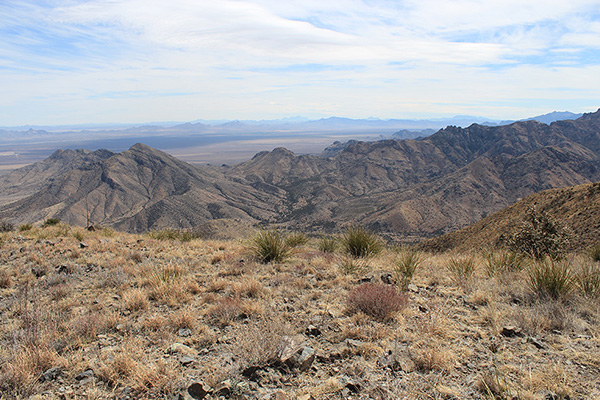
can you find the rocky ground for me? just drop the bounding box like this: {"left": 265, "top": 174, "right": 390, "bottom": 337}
{"left": 0, "top": 224, "right": 599, "bottom": 399}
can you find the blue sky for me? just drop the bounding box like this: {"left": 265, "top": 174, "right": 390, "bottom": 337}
{"left": 1, "top": 0, "right": 599, "bottom": 125}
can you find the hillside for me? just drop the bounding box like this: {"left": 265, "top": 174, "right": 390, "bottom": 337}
{"left": 1, "top": 109, "right": 599, "bottom": 237}
{"left": 419, "top": 181, "right": 600, "bottom": 253}
{"left": 0, "top": 225, "right": 598, "bottom": 399}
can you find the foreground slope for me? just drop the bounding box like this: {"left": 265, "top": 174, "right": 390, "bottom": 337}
{"left": 1, "top": 110, "right": 599, "bottom": 236}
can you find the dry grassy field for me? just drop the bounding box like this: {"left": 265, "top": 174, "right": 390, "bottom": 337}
{"left": 0, "top": 224, "right": 599, "bottom": 399}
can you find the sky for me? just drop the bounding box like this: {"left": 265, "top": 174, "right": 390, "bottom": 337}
{"left": 1, "top": 0, "right": 599, "bottom": 126}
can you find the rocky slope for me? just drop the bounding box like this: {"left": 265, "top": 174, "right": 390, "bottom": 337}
{"left": 1, "top": 109, "right": 599, "bottom": 237}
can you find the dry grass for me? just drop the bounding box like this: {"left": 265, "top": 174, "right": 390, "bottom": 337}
{"left": 0, "top": 225, "right": 598, "bottom": 399}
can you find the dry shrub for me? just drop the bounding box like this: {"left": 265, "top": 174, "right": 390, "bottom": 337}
{"left": 337, "top": 255, "right": 370, "bottom": 275}
{"left": 206, "top": 296, "right": 244, "bottom": 327}
{"left": 122, "top": 288, "right": 149, "bottom": 311}
{"left": 145, "top": 263, "right": 190, "bottom": 305}
{"left": 233, "top": 279, "right": 264, "bottom": 298}
{"left": 0, "top": 345, "right": 62, "bottom": 397}
{"left": 484, "top": 250, "right": 526, "bottom": 278}
{"left": 347, "top": 283, "right": 408, "bottom": 321}
{"left": 0, "top": 267, "right": 13, "bottom": 288}
{"left": 231, "top": 317, "right": 291, "bottom": 370}
{"left": 143, "top": 314, "right": 168, "bottom": 332}
{"left": 169, "top": 307, "right": 196, "bottom": 331}
{"left": 446, "top": 253, "right": 476, "bottom": 287}
{"left": 411, "top": 343, "right": 453, "bottom": 372}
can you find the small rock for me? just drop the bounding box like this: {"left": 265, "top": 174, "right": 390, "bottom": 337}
{"left": 80, "top": 242, "right": 89, "bottom": 248}
{"left": 180, "top": 356, "right": 195, "bottom": 366}
{"left": 528, "top": 337, "right": 546, "bottom": 350}
{"left": 271, "top": 390, "right": 290, "bottom": 400}
{"left": 278, "top": 336, "right": 315, "bottom": 372}
{"left": 380, "top": 273, "right": 396, "bottom": 285}
{"left": 75, "top": 369, "right": 94, "bottom": 381}
{"left": 418, "top": 304, "right": 429, "bottom": 313}
{"left": 167, "top": 343, "right": 198, "bottom": 357}
{"left": 40, "top": 367, "right": 62, "bottom": 382}
{"left": 305, "top": 325, "right": 321, "bottom": 337}
{"left": 297, "top": 395, "right": 316, "bottom": 400}
{"left": 178, "top": 328, "right": 192, "bottom": 337}
{"left": 356, "top": 275, "right": 374, "bottom": 283}
{"left": 187, "top": 382, "right": 210, "bottom": 400}
{"left": 501, "top": 326, "right": 523, "bottom": 338}
{"left": 345, "top": 339, "right": 363, "bottom": 348}
{"left": 408, "top": 283, "right": 419, "bottom": 293}
{"left": 214, "top": 379, "right": 232, "bottom": 396}
{"left": 86, "top": 225, "right": 96, "bottom": 232}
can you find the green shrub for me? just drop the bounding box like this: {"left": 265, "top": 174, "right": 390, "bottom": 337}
{"left": 284, "top": 232, "right": 309, "bottom": 248}
{"left": 317, "top": 236, "right": 338, "bottom": 253}
{"left": 484, "top": 250, "right": 526, "bottom": 277}
{"left": 0, "top": 221, "right": 14, "bottom": 232}
{"left": 446, "top": 254, "right": 476, "bottom": 286}
{"left": 528, "top": 259, "right": 575, "bottom": 300}
{"left": 393, "top": 248, "right": 423, "bottom": 291}
{"left": 18, "top": 223, "right": 33, "bottom": 232}
{"left": 347, "top": 283, "right": 408, "bottom": 321}
{"left": 42, "top": 218, "right": 60, "bottom": 227}
{"left": 505, "top": 206, "right": 571, "bottom": 260}
{"left": 340, "top": 226, "right": 383, "bottom": 258}
{"left": 249, "top": 230, "right": 291, "bottom": 264}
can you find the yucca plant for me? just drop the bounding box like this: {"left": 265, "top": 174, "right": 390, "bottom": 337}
{"left": 284, "top": 232, "right": 309, "bottom": 248}
{"left": 393, "top": 248, "right": 423, "bottom": 291}
{"left": 249, "top": 229, "right": 291, "bottom": 264}
{"left": 576, "top": 260, "right": 600, "bottom": 298}
{"left": 318, "top": 236, "right": 338, "bottom": 253}
{"left": 528, "top": 258, "right": 575, "bottom": 300}
{"left": 336, "top": 255, "right": 370, "bottom": 275}
{"left": 340, "top": 226, "right": 383, "bottom": 258}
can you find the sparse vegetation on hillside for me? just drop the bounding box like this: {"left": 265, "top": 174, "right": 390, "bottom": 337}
{"left": 0, "top": 223, "right": 598, "bottom": 399}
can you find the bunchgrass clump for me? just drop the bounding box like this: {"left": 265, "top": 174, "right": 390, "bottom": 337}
{"left": 337, "top": 255, "right": 370, "bottom": 275}
{"left": 446, "top": 254, "right": 476, "bottom": 287}
{"left": 42, "top": 218, "right": 60, "bottom": 227}
{"left": 347, "top": 283, "right": 408, "bottom": 321}
{"left": 393, "top": 248, "right": 423, "bottom": 291}
{"left": 340, "top": 226, "right": 383, "bottom": 258}
{"left": 575, "top": 260, "right": 600, "bottom": 298}
{"left": 249, "top": 229, "right": 291, "bottom": 264}
{"left": 284, "top": 232, "right": 309, "bottom": 248}
{"left": 484, "top": 250, "right": 526, "bottom": 277}
{"left": 317, "top": 236, "right": 338, "bottom": 253}
{"left": 528, "top": 259, "right": 575, "bottom": 300}
{"left": 18, "top": 223, "right": 33, "bottom": 232}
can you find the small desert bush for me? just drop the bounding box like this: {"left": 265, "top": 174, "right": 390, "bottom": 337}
{"left": 505, "top": 206, "right": 571, "bottom": 260}
{"left": 249, "top": 229, "right": 291, "bottom": 264}
{"left": 528, "top": 259, "right": 575, "bottom": 300}
{"left": 0, "top": 267, "right": 13, "bottom": 288}
{"left": 206, "top": 296, "right": 243, "bottom": 327}
{"left": 393, "top": 248, "right": 423, "bottom": 290}
{"left": 318, "top": 236, "right": 338, "bottom": 253}
{"left": 484, "top": 250, "right": 526, "bottom": 277}
{"left": 42, "top": 218, "right": 60, "bottom": 227}
{"left": 446, "top": 254, "right": 476, "bottom": 286}
{"left": 284, "top": 232, "right": 309, "bottom": 248}
{"left": 346, "top": 283, "right": 408, "bottom": 321}
{"left": 0, "top": 221, "right": 14, "bottom": 232}
{"left": 340, "top": 226, "right": 383, "bottom": 258}
{"left": 18, "top": 223, "right": 33, "bottom": 232}
{"left": 72, "top": 230, "right": 85, "bottom": 241}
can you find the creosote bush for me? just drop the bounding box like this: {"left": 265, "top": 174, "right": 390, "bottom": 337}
{"left": 249, "top": 229, "right": 291, "bottom": 264}
{"left": 393, "top": 248, "right": 423, "bottom": 291}
{"left": 528, "top": 259, "right": 575, "bottom": 300}
{"left": 340, "top": 226, "right": 383, "bottom": 258}
{"left": 347, "top": 283, "right": 408, "bottom": 321}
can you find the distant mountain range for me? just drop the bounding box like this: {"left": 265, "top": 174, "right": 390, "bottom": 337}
{"left": 0, "top": 109, "right": 598, "bottom": 238}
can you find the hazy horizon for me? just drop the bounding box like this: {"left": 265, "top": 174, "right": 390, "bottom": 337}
{"left": 1, "top": 1, "right": 599, "bottom": 126}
